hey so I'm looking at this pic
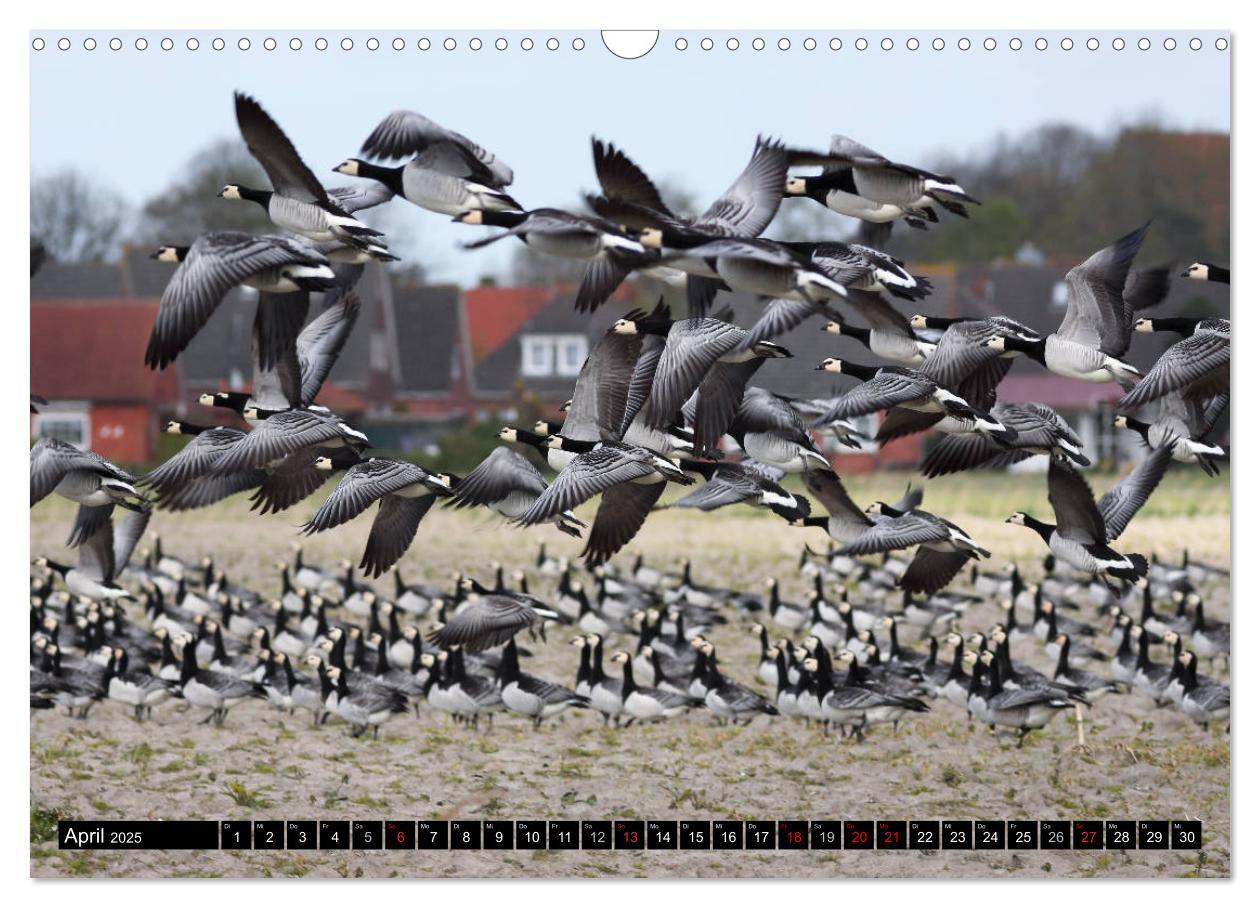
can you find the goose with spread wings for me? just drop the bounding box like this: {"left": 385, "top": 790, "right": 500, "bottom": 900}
{"left": 210, "top": 407, "right": 370, "bottom": 476}
{"left": 514, "top": 439, "right": 692, "bottom": 567}
{"left": 35, "top": 505, "right": 150, "bottom": 602}
{"left": 921, "top": 402, "right": 1089, "bottom": 478}
{"left": 986, "top": 224, "right": 1152, "bottom": 385}
{"left": 663, "top": 459, "right": 809, "bottom": 522}
{"left": 357, "top": 109, "right": 513, "bottom": 187}
{"left": 446, "top": 443, "right": 585, "bottom": 537}
{"left": 30, "top": 437, "right": 146, "bottom": 547}
{"left": 301, "top": 457, "right": 454, "bottom": 578}
{"left": 790, "top": 470, "right": 875, "bottom": 546}
{"left": 222, "top": 93, "right": 386, "bottom": 250}
{"left": 427, "top": 578, "right": 560, "bottom": 653}
{"left": 333, "top": 140, "right": 520, "bottom": 217}
{"left": 1005, "top": 449, "right": 1174, "bottom": 583}
{"left": 585, "top": 136, "right": 792, "bottom": 313}
{"left": 727, "top": 387, "right": 834, "bottom": 474}
{"left": 1118, "top": 317, "right": 1230, "bottom": 410}
{"left": 144, "top": 233, "right": 336, "bottom": 370}
{"left": 1115, "top": 391, "right": 1228, "bottom": 476}
{"left": 784, "top": 134, "right": 979, "bottom": 227}
{"left": 839, "top": 498, "right": 990, "bottom": 595}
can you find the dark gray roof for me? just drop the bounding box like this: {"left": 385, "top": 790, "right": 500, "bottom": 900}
{"left": 30, "top": 261, "right": 127, "bottom": 298}
{"left": 393, "top": 283, "right": 461, "bottom": 394}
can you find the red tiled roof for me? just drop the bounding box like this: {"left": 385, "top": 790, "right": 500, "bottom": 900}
{"left": 462, "top": 286, "right": 554, "bottom": 363}
{"left": 31, "top": 299, "right": 181, "bottom": 404}
{"left": 998, "top": 374, "right": 1121, "bottom": 409}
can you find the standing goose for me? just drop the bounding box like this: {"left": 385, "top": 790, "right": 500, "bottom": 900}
{"left": 1005, "top": 450, "right": 1173, "bottom": 583}
{"left": 301, "top": 457, "right": 454, "bottom": 578}
{"left": 427, "top": 579, "right": 560, "bottom": 653}
{"left": 963, "top": 650, "right": 1073, "bottom": 747}
{"left": 1182, "top": 262, "right": 1229, "bottom": 284}
{"left": 921, "top": 402, "right": 1089, "bottom": 478}
{"left": 325, "top": 665, "right": 408, "bottom": 739}
{"left": 986, "top": 225, "right": 1152, "bottom": 385}
{"left": 1176, "top": 651, "right": 1229, "bottom": 729}
{"left": 1114, "top": 391, "right": 1228, "bottom": 476}
{"left": 513, "top": 438, "right": 693, "bottom": 567}
{"left": 176, "top": 633, "right": 267, "bottom": 726}
{"left": 30, "top": 437, "right": 146, "bottom": 546}
{"left": 496, "top": 639, "right": 588, "bottom": 728}
{"left": 143, "top": 233, "right": 336, "bottom": 370}
{"left": 446, "top": 442, "right": 584, "bottom": 537}
{"left": 106, "top": 647, "right": 179, "bottom": 721}
{"left": 784, "top": 135, "right": 979, "bottom": 225}
{"left": 224, "top": 93, "right": 386, "bottom": 251}
{"left": 334, "top": 142, "right": 520, "bottom": 217}
{"left": 1118, "top": 317, "right": 1230, "bottom": 410}
{"left": 35, "top": 506, "right": 149, "bottom": 602}
{"left": 696, "top": 641, "right": 778, "bottom": 725}
{"left": 610, "top": 650, "right": 700, "bottom": 724}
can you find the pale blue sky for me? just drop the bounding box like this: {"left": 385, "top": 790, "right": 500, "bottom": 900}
{"left": 31, "top": 30, "right": 1230, "bottom": 284}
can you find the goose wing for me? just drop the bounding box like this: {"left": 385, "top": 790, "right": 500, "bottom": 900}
{"left": 449, "top": 447, "right": 547, "bottom": 510}
{"left": 919, "top": 434, "right": 1004, "bottom": 477}
{"left": 563, "top": 331, "right": 643, "bottom": 442}
{"left": 303, "top": 459, "right": 433, "bottom": 532}
{"left": 212, "top": 410, "right": 347, "bottom": 474}
{"left": 694, "top": 138, "right": 789, "bottom": 237}
{"left": 734, "top": 388, "right": 815, "bottom": 447}
{"left": 76, "top": 515, "right": 117, "bottom": 584}
{"left": 30, "top": 438, "right": 121, "bottom": 505}
{"left": 141, "top": 428, "right": 248, "bottom": 492}
{"left": 146, "top": 233, "right": 324, "bottom": 370}
{"left": 360, "top": 110, "right": 513, "bottom": 187}
{"left": 744, "top": 297, "right": 827, "bottom": 347}
{"left": 900, "top": 548, "right": 970, "bottom": 595}
{"left": 618, "top": 333, "right": 665, "bottom": 436}
{"left": 643, "top": 318, "right": 746, "bottom": 428}
{"left": 515, "top": 445, "right": 656, "bottom": 525}
{"left": 1097, "top": 443, "right": 1173, "bottom": 541}
{"left": 112, "top": 506, "right": 151, "bottom": 575}
{"left": 361, "top": 495, "right": 439, "bottom": 578}
{"left": 250, "top": 292, "right": 308, "bottom": 400}
{"left": 1118, "top": 330, "right": 1230, "bottom": 409}
{"left": 1058, "top": 223, "right": 1149, "bottom": 356}
{"left": 1046, "top": 461, "right": 1108, "bottom": 545}
{"left": 920, "top": 318, "right": 1028, "bottom": 390}
{"left": 845, "top": 288, "right": 915, "bottom": 338}
{"left": 249, "top": 453, "right": 326, "bottom": 515}
{"left": 154, "top": 470, "right": 264, "bottom": 512}
{"left": 590, "top": 138, "right": 676, "bottom": 221}
{"left": 668, "top": 466, "right": 760, "bottom": 511}
{"left": 297, "top": 293, "right": 361, "bottom": 406}
{"left": 326, "top": 182, "right": 396, "bottom": 214}
{"left": 429, "top": 596, "right": 540, "bottom": 652}
{"left": 235, "top": 93, "right": 335, "bottom": 206}
{"left": 816, "top": 369, "right": 936, "bottom": 422}
{"left": 692, "top": 359, "right": 767, "bottom": 452}
{"left": 581, "top": 481, "right": 666, "bottom": 566}
{"left": 840, "top": 512, "right": 948, "bottom": 556}
{"left": 804, "top": 471, "right": 871, "bottom": 526}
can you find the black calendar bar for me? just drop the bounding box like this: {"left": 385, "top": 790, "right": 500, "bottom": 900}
{"left": 56, "top": 819, "right": 1205, "bottom": 851}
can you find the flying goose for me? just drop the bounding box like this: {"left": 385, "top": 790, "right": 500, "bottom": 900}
{"left": 1118, "top": 317, "right": 1230, "bottom": 410}
{"left": 613, "top": 311, "right": 791, "bottom": 451}
{"left": 447, "top": 443, "right": 584, "bottom": 537}
{"left": 1114, "top": 391, "right": 1228, "bottom": 475}
{"left": 821, "top": 310, "right": 935, "bottom": 369}
{"left": 224, "top": 93, "right": 385, "bottom": 250}
{"left": 209, "top": 408, "right": 370, "bottom": 476}
{"left": 839, "top": 499, "right": 990, "bottom": 595}
{"left": 334, "top": 142, "right": 520, "bottom": 217}
{"left": 144, "top": 233, "right": 336, "bottom": 370}
{"left": 301, "top": 457, "right": 454, "bottom": 578}
{"left": 728, "top": 387, "right": 834, "bottom": 474}
{"left": 664, "top": 459, "right": 808, "bottom": 522}
{"left": 791, "top": 470, "right": 874, "bottom": 546}
{"left": 986, "top": 224, "right": 1151, "bottom": 385}
{"left": 454, "top": 208, "right": 650, "bottom": 312}
{"left": 30, "top": 437, "right": 146, "bottom": 546}
{"left": 35, "top": 506, "right": 149, "bottom": 602}
{"left": 792, "top": 244, "right": 932, "bottom": 305}
{"left": 920, "top": 402, "right": 1089, "bottom": 478}
{"left": 784, "top": 135, "right": 979, "bottom": 226}
{"left": 1005, "top": 450, "right": 1174, "bottom": 583}
{"left": 427, "top": 579, "right": 560, "bottom": 653}
{"left": 514, "top": 438, "right": 692, "bottom": 566}
{"left": 812, "top": 358, "right": 1009, "bottom": 441}
{"left": 1182, "top": 262, "right": 1229, "bottom": 284}
{"left": 358, "top": 109, "right": 513, "bottom": 187}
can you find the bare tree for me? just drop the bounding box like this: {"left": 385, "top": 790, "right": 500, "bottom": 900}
{"left": 30, "top": 169, "right": 131, "bottom": 263}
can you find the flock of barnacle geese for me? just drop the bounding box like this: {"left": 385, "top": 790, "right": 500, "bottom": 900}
{"left": 31, "top": 93, "right": 1229, "bottom": 743}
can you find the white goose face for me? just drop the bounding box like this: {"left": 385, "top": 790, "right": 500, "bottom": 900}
{"left": 1113, "top": 415, "right": 1129, "bottom": 429}
{"left": 984, "top": 335, "right": 1006, "bottom": 351}
{"left": 1005, "top": 513, "right": 1027, "bottom": 526}
{"left": 333, "top": 159, "right": 360, "bottom": 176}
{"left": 611, "top": 318, "right": 640, "bottom": 336}
{"left": 784, "top": 177, "right": 807, "bottom": 196}
{"left": 1134, "top": 318, "right": 1154, "bottom": 334}
{"left": 153, "top": 246, "right": 182, "bottom": 263}
{"left": 909, "top": 314, "right": 929, "bottom": 330}
{"left": 219, "top": 184, "right": 243, "bottom": 200}
{"left": 639, "top": 228, "right": 663, "bottom": 248}
{"left": 818, "top": 357, "right": 844, "bottom": 373}
{"left": 544, "top": 435, "right": 564, "bottom": 450}
{"left": 454, "top": 210, "right": 484, "bottom": 225}
{"left": 801, "top": 657, "right": 819, "bottom": 672}
{"left": 497, "top": 427, "right": 517, "bottom": 441}
{"left": 824, "top": 320, "right": 844, "bottom": 334}
{"left": 610, "top": 651, "right": 630, "bottom": 665}
{"left": 314, "top": 457, "right": 333, "bottom": 471}
{"left": 1183, "top": 263, "right": 1209, "bottom": 280}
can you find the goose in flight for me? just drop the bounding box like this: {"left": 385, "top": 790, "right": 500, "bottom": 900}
{"left": 840, "top": 498, "right": 990, "bottom": 595}
{"left": 209, "top": 408, "right": 370, "bottom": 476}
{"left": 664, "top": 459, "right": 809, "bottom": 523}
{"left": 1182, "top": 262, "right": 1229, "bottom": 284}
{"left": 144, "top": 233, "right": 336, "bottom": 371}
{"left": 30, "top": 438, "right": 146, "bottom": 547}
{"left": 447, "top": 443, "right": 585, "bottom": 537}
{"left": 301, "top": 457, "right": 455, "bottom": 578}
{"left": 784, "top": 135, "right": 979, "bottom": 227}
{"left": 1114, "top": 392, "right": 1227, "bottom": 476}
{"left": 726, "top": 387, "right": 833, "bottom": 474}
{"left": 1005, "top": 449, "right": 1174, "bottom": 583}
{"left": 920, "top": 402, "right": 1089, "bottom": 478}
{"left": 35, "top": 505, "right": 150, "bottom": 602}
{"left": 427, "top": 578, "right": 560, "bottom": 652}
{"left": 357, "top": 109, "right": 513, "bottom": 187}
{"left": 1118, "top": 317, "right": 1230, "bottom": 410}
{"left": 333, "top": 142, "right": 520, "bottom": 217}
{"left": 985, "top": 224, "right": 1152, "bottom": 385}
{"left": 223, "top": 93, "right": 386, "bottom": 251}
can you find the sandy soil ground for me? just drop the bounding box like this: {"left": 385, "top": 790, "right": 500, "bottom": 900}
{"left": 29, "top": 478, "right": 1230, "bottom": 879}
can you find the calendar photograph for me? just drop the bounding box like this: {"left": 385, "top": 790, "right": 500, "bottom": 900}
{"left": 28, "top": 27, "right": 1230, "bottom": 879}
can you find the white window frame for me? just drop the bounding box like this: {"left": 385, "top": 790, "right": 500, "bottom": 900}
{"left": 554, "top": 335, "right": 588, "bottom": 377}
{"left": 33, "top": 409, "right": 91, "bottom": 449}
{"left": 520, "top": 335, "right": 555, "bottom": 377}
